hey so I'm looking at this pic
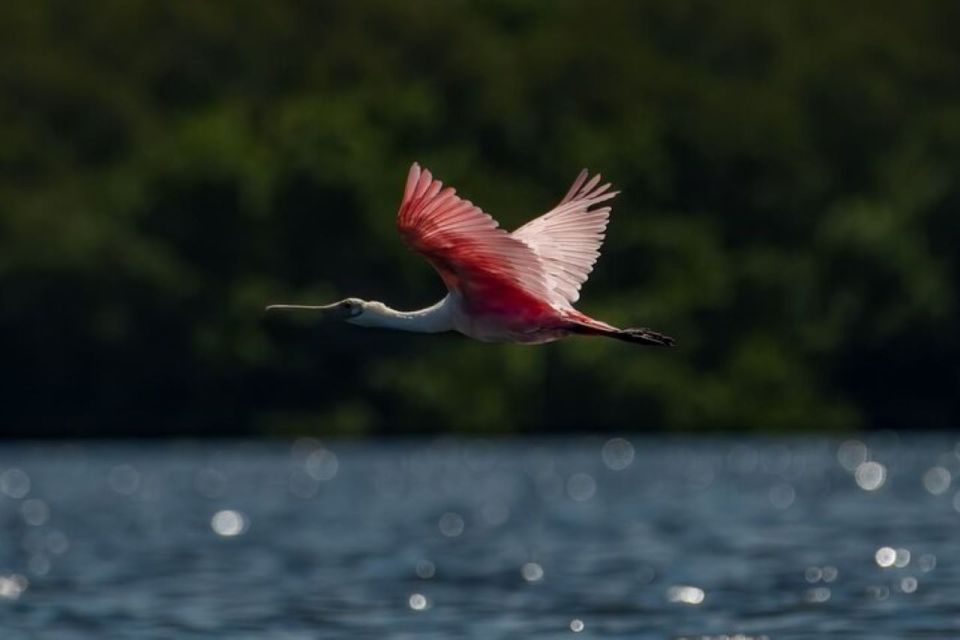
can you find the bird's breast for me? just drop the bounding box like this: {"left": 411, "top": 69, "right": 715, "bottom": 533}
{"left": 448, "top": 294, "right": 567, "bottom": 344}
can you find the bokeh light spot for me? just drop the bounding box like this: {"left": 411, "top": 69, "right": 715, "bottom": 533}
{"left": 667, "top": 585, "right": 705, "bottom": 605}
{"left": 408, "top": 593, "right": 428, "bottom": 611}
{"left": 875, "top": 546, "right": 896, "bottom": 568}
{"left": 769, "top": 483, "right": 796, "bottom": 509}
{"left": 0, "top": 575, "right": 28, "bottom": 600}
{"left": 566, "top": 473, "right": 596, "bottom": 502}
{"left": 521, "top": 562, "right": 544, "bottom": 582}
{"left": 305, "top": 448, "right": 339, "bottom": 482}
{"left": 438, "top": 512, "right": 464, "bottom": 537}
{"left": 837, "top": 440, "right": 868, "bottom": 471}
{"left": 601, "top": 438, "right": 635, "bottom": 471}
{"left": 211, "top": 509, "right": 248, "bottom": 537}
{"left": 900, "top": 576, "right": 918, "bottom": 593}
{"left": 918, "top": 553, "right": 937, "bottom": 572}
{"left": 923, "top": 467, "right": 951, "bottom": 495}
{"left": 1, "top": 469, "right": 31, "bottom": 499}
{"left": 855, "top": 461, "right": 886, "bottom": 491}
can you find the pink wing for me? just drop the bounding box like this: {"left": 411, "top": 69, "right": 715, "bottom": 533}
{"left": 510, "top": 170, "right": 617, "bottom": 306}
{"left": 396, "top": 163, "right": 553, "bottom": 315}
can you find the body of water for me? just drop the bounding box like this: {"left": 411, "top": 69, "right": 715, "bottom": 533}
{"left": 0, "top": 435, "right": 958, "bottom": 638}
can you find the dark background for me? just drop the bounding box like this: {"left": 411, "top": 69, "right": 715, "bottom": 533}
{"left": 1, "top": 0, "right": 958, "bottom": 438}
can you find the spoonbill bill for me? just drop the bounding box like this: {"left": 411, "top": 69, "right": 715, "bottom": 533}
{"left": 267, "top": 164, "right": 674, "bottom": 346}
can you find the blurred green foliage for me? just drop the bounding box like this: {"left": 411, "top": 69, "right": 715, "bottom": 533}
{"left": 1, "top": 0, "right": 958, "bottom": 436}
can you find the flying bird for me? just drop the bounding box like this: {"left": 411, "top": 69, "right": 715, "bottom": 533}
{"left": 267, "top": 164, "right": 674, "bottom": 346}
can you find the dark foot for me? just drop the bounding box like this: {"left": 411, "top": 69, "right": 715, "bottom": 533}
{"left": 621, "top": 327, "right": 675, "bottom": 347}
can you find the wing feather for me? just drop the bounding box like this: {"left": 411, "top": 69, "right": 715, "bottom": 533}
{"left": 511, "top": 169, "right": 617, "bottom": 305}
{"left": 396, "top": 164, "right": 553, "bottom": 312}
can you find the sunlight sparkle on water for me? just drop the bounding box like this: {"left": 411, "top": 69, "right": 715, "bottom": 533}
{"left": 805, "top": 587, "right": 831, "bottom": 603}
{"left": 601, "top": 438, "right": 635, "bottom": 470}
{"left": 522, "top": 562, "right": 544, "bottom": 582}
{"left": 2, "top": 437, "right": 958, "bottom": 636}
{"left": 900, "top": 576, "right": 918, "bottom": 593}
{"left": 566, "top": 473, "right": 596, "bottom": 501}
{"left": 439, "top": 512, "right": 464, "bottom": 537}
{"left": 923, "top": 466, "right": 951, "bottom": 495}
{"left": 667, "top": 585, "right": 705, "bottom": 605}
{"left": 894, "top": 548, "right": 911, "bottom": 568}
{"left": 305, "top": 448, "right": 338, "bottom": 481}
{"left": 837, "top": 440, "right": 868, "bottom": 471}
{"left": 0, "top": 575, "right": 28, "bottom": 600}
{"left": 855, "top": 461, "right": 886, "bottom": 490}
{"left": 408, "top": 593, "right": 428, "bottom": 611}
{"left": 874, "top": 546, "right": 911, "bottom": 569}
{"left": 875, "top": 547, "right": 896, "bottom": 568}
{"left": 768, "top": 483, "right": 795, "bottom": 509}
{"left": 1, "top": 468, "right": 30, "bottom": 499}
{"left": 211, "top": 510, "right": 248, "bottom": 537}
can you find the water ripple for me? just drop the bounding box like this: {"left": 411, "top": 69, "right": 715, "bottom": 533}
{"left": 0, "top": 435, "right": 956, "bottom": 638}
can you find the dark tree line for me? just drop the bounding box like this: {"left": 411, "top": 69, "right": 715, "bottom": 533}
{"left": 1, "top": 1, "right": 958, "bottom": 436}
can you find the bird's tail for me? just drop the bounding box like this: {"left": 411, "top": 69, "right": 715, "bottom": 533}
{"left": 567, "top": 318, "right": 675, "bottom": 347}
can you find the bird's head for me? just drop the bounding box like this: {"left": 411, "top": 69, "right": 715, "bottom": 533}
{"left": 265, "top": 297, "right": 370, "bottom": 322}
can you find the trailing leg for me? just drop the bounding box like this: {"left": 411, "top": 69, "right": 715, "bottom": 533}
{"left": 608, "top": 326, "right": 675, "bottom": 346}
{"left": 566, "top": 319, "right": 675, "bottom": 347}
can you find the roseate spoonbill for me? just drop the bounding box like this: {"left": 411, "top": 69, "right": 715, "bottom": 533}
{"left": 267, "top": 164, "right": 674, "bottom": 346}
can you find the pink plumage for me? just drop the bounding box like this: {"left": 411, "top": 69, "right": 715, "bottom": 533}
{"left": 395, "top": 163, "right": 673, "bottom": 346}
{"left": 268, "top": 164, "right": 672, "bottom": 345}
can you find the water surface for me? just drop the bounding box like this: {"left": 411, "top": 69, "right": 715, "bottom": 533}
{"left": 0, "top": 435, "right": 958, "bottom": 638}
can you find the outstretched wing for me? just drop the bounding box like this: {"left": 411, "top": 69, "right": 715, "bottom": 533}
{"left": 396, "top": 163, "right": 553, "bottom": 312}
{"left": 511, "top": 170, "right": 617, "bottom": 305}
